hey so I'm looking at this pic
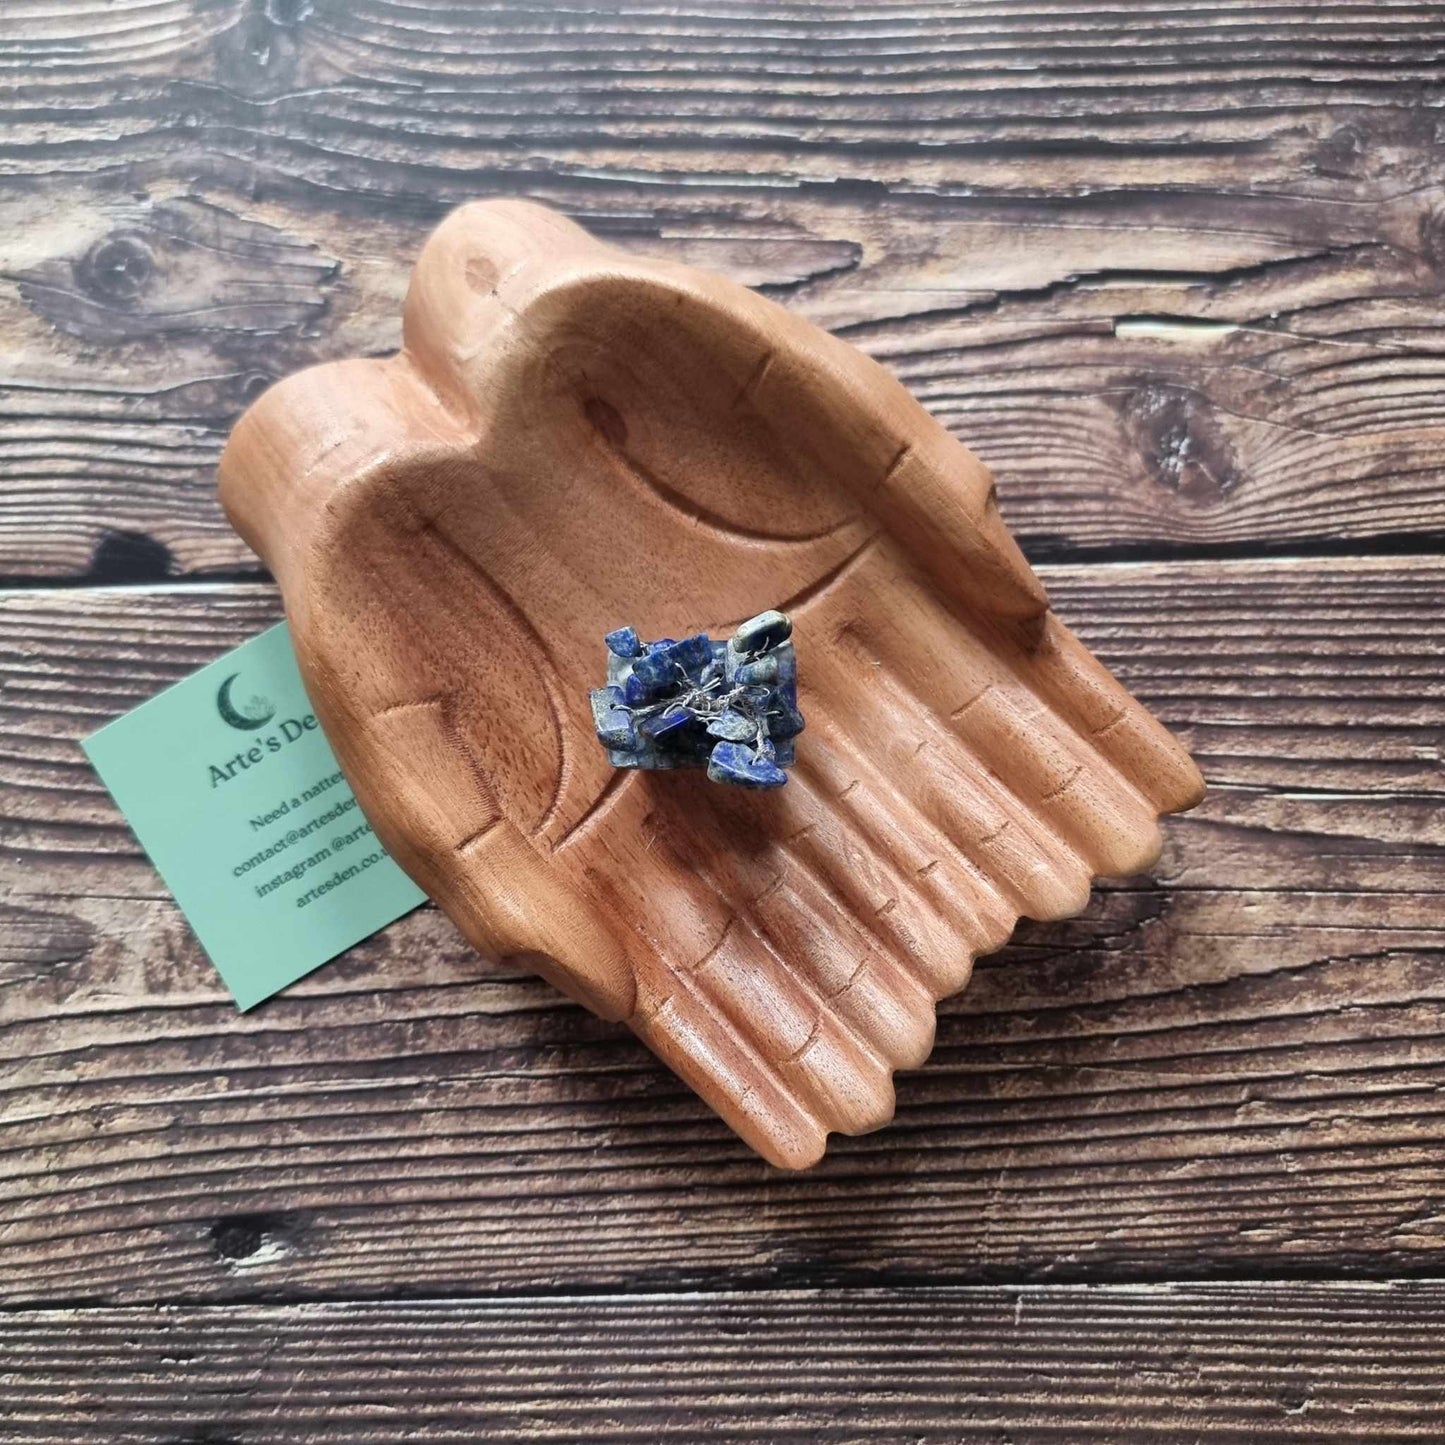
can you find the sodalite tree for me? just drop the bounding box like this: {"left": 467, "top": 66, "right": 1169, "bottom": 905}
{"left": 589, "top": 610, "right": 805, "bottom": 788}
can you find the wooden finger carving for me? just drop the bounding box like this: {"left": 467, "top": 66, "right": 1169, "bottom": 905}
{"left": 218, "top": 199, "right": 1204, "bottom": 1168}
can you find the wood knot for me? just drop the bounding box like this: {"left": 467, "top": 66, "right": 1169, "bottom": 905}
{"left": 209, "top": 1212, "right": 295, "bottom": 1265}
{"left": 1312, "top": 123, "right": 1366, "bottom": 180}
{"left": 21, "top": 198, "right": 336, "bottom": 346}
{"left": 74, "top": 232, "right": 154, "bottom": 308}
{"left": 264, "top": 0, "right": 313, "bottom": 24}
{"left": 85, "top": 531, "right": 175, "bottom": 585}
{"left": 1123, "top": 383, "right": 1239, "bottom": 506}
{"left": 213, "top": 0, "right": 310, "bottom": 91}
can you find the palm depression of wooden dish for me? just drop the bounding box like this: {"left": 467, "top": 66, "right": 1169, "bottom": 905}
{"left": 217, "top": 199, "right": 1204, "bottom": 1169}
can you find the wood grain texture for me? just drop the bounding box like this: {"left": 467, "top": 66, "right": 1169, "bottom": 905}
{"left": 2, "top": 556, "right": 1440, "bottom": 1302}
{"left": 5, "top": 1, "right": 1445, "bottom": 1427}
{"left": 6, "top": 1285, "right": 1445, "bottom": 1443}
{"left": 4, "top": 2, "right": 1445, "bottom": 578}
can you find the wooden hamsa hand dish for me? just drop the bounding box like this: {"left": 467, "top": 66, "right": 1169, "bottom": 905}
{"left": 219, "top": 200, "right": 1204, "bottom": 1168}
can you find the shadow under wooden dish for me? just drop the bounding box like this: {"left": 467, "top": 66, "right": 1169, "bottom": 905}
{"left": 218, "top": 199, "right": 1204, "bottom": 1168}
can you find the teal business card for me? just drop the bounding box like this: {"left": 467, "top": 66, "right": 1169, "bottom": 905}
{"left": 83, "top": 622, "right": 427, "bottom": 1009}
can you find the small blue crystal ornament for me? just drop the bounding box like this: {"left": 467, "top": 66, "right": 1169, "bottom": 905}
{"left": 589, "top": 610, "right": 804, "bottom": 789}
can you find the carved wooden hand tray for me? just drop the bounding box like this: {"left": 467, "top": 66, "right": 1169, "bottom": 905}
{"left": 218, "top": 200, "right": 1204, "bottom": 1168}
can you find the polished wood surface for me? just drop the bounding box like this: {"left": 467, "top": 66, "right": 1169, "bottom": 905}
{"left": 3, "top": 1, "right": 1444, "bottom": 1439}
{"left": 217, "top": 198, "right": 1202, "bottom": 1167}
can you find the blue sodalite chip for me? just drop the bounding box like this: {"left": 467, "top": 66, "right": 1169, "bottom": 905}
{"left": 733, "top": 654, "right": 779, "bottom": 687}
{"left": 629, "top": 633, "right": 712, "bottom": 697}
{"left": 620, "top": 670, "right": 652, "bottom": 708}
{"left": 706, "top": 708, "right": 756, "bottom": 743}
{"left": 592, "top": 609, "right": 804, "bottom": 788}
{"left": 707, "top": 740, "right": 788, "bottom": 789}
{"left": 640, "top": 703, "right": 695, "bottom": 740}
{"left": 604, "top": 625, "right": 641, "bottom": 659}
{"left": 588, "top": 685, "right": 638, "bottom": 751}
{"left": 731, "top": 609, "right": 791, "bottom": 656}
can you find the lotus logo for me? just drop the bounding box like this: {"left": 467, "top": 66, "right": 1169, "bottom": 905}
{"left": 216, "top": 672, "right": 276, "bottom": 731}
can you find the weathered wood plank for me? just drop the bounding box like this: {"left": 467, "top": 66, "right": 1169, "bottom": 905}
{"left": 6, "top": 1285, "right": 1445, "bottom": 1442}
{"left": 1, "top": 557, "right": 1441, "bottom": 1303}
{"left": 5, "top": 179, "right": 1445, "bottom": 577}
{"left": 7, "top": 1, "right": 1445, "bottom": 160}
{"left": 3, "top": 3, "right": 1445, "bottom": 577}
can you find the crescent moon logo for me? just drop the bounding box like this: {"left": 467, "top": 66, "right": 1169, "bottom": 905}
{"left": 216, "top": 672, "right": 276, "bottom": 731}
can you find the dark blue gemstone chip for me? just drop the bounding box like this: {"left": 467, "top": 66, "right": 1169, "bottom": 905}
{"left": 604, "top": 626, "right": 641, "bottom": 659}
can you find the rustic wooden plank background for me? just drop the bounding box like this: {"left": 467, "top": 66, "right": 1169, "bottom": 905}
{"left": 9, "top": 1285, "right": 1445, "bottom": 1442}
{"left": 3, "top": 1, "right": 1444, "bottom": 1440}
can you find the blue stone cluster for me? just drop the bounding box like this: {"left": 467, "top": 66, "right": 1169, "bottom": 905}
{"left": 589, "top": 610, "right": 804, "bottom": 789}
